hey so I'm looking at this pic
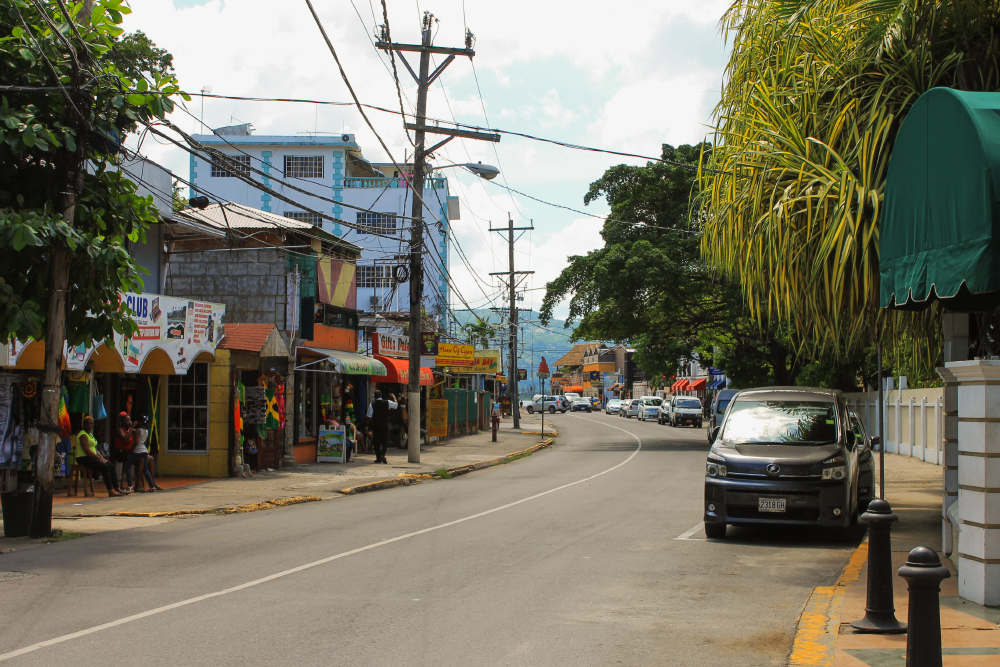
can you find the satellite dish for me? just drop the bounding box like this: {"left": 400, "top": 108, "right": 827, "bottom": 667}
{"left": 341, "top": 134, "right": 351, "bottom": 143}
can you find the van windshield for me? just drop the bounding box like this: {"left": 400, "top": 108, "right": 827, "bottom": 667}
{"left": 676, "top": 398, "right": 701, "bottom": 408}
{"left": 642, "top": 398, "right": 662, "bottom": 406}
{"left": 719, "top": 399, "right": 838, "bottom": 445}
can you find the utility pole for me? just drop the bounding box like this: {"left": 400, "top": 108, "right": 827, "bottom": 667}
{"left": 490, "top": 217, "right": 534, "bottom": 429}
{"left": 377, "top": 13, "right": 499, "bottom": 462}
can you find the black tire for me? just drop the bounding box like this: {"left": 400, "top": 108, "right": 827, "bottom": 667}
{"left": 549, "top": 406, "right": 556, "bottom": 414}
{"left": 705, "top": 523, "right": 726, "bottom": 539}
{"left": 697, "top": 421, "right": 703, "bottom": 429}
{"left": 526, "top": 406, "right": 534, "bottom": 414}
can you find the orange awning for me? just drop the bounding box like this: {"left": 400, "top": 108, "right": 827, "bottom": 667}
{"left": 562, "top": 385, "right": 584, "bottom": 393}
{"left": 675, "top": 380, "right": 690, "bottom": 390}
{"left": 688, "top": 378, "right": 707, "bottom": 391}
{"left": 373, "top": 355, "right": 433, "bottom": 385}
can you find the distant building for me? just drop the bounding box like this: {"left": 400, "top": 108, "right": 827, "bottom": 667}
{"left": 187, "top": 123, "right": 458, "bottom": 343}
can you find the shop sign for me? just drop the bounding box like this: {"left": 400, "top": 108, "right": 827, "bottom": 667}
{"left": 436, "top": 342, "right": 475, "bottom": 367}
{"left": 373, "top": 332, "right": 409, "bottom": 359}
{"left": 420, "top": 332, "right": 439, "bottom": 356}
{"left": 517, "top": 368, "right": 527, "bottom": 381}
{"left": 428, "top": 399, "right": 448, "bottom": 437}
{"left": 4, "top": 292, "right": 225, "bottom": 375}
{"left": 497, "top": 375, "right": 508, "bottom": 384}
{"left": 317, "top": 428, "right": 347, "bottom": 463}
{"left": 588, "top": 370, "right": 601, "bottom": 381}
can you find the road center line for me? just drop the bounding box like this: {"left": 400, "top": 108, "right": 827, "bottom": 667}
{"left": 674, "top": 522, "right": 705, "bottom": 541}
{"left": 1, "top": 416, "right": 643, "bottom": 663}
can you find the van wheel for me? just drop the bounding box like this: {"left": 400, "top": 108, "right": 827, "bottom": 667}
{"left": 705, "top": 523, "right": 726, "bottom": 539}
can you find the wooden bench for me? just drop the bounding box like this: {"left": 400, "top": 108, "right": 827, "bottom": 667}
{"left": 68, "top": 464, "right": 95, "bottom": 497}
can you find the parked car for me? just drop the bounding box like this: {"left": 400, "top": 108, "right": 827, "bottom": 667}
{"left": 526, "top": 395, "right": 569, "bottom": 414}
{"left": 706, "top": 388, "right": 739, "bottom": 442}
{"left": 605, "top": 399, "right": 623, "bottom": 415}
{"left": 636, "top": 396, "right": 663, "bottom": 421}
{"left": 571, "top": 397, "right": 593, "bottom": 413}
{"left": 703, "top": 387, "right": 869, "bottom": 539}
{"left": 663, "top": 395, "right": 703, "bottom": 427}
{"left": 620, "top": 398, "right": 640, "bottom": 418}
{"left": 850, "top": 412, "right": 876, "bottom": 515}
{"left": 563, "top": 392, "right": 581, "bottom": 402}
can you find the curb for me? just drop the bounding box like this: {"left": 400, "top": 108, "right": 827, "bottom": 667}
{"left": 339, "top": 437, "right": 556, "bottom": 494}
{"left": 788, "top": 541, "right": 868, "bottom": 666}
{"left": 112, "top": 495, "right": 324, "bottom": 518}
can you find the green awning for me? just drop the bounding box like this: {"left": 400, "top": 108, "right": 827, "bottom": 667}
{"left": 296, "top": 347, "right": 387, "bottom": 376}
{"left": 881, "top": 88, "right": 1000, "bottom": 311}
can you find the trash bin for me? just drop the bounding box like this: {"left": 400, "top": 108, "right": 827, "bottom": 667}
{"left": 1, "top": 491, "right": 33, "bottom": 538}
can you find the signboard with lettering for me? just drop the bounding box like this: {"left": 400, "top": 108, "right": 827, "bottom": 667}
{"left": 420, "top": 332, "right": 439, "bottom": 356}
{"left": 4, "top": 292, "right": 227, "bottom": 375}
{"left": 373, "top": 332, "right": 409, "bottom": 359}
{"left": 436, "top": 342, "right": 475, "bottom": 367}
{"left": 517, "top": 368, "right": 527, "bottom": 381}
{"left": 428, "top": 399, "right": 448, "bottom": 437}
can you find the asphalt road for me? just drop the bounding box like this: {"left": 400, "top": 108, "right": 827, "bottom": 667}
{"left": 0, "top": 411, "right": 860, "bottom": 666}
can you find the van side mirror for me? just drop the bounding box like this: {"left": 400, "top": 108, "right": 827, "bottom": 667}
{"left": 711, "top": 426, "right": 720, "bottom": 443}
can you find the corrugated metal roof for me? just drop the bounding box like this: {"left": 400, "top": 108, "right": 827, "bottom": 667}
{"left": 173, "top": 203, "right": 362, "bottom": 253}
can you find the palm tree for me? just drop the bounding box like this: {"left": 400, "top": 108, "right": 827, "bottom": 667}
{"left": 699, "top": 0, "right": 1000, "bottom": 367}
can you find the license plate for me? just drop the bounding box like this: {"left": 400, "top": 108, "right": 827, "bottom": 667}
{"left": 758, "top": 497, "right": 787, "bottom": 513}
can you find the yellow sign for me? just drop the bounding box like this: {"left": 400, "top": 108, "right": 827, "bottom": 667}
{"left": 436, "top": 343, "right": 475, "bottom": 367}
{"left": 428, "top": 399, "right": 449, "bottom": 437}
{"left": 497, "top": 375, "right": 507, "bottom": 384}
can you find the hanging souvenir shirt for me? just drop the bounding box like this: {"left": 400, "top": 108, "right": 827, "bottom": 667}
{"left": 58, "top": 387, "right": 72, "bottom": 438}
{"left": 276, "top": 384, "right": 286, "bottom": 429}
{"left": 0, "top": 381, "right": 17, "bottom": 468}
{"left": 243, "top": 387, "right": 267, "bottom": 424}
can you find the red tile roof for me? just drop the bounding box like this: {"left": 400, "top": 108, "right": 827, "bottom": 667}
{"left": 218, "top": 323, "right": 278, "bottom": 352}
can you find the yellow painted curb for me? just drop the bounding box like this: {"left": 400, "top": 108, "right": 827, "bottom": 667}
{"left": 446, "top": 437, "right": 555, "bottom": 477}
{"left": 788, "top": 541, "right": 869, "bottom": 666}
{"left": 113, "top": 495, "right": 324, "bottom": 518}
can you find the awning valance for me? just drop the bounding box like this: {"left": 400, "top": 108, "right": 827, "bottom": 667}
{"left": 562, "top": 385, "right": 583, "bottom": 393}
{"left": 373, "top": 355, "right": 433, "bottom": 385}
{"left": 689, "top": 378, "right": 707, "bottom": 391}
{"left": 675, "top": 380, "right": 689, "bottom": 391}
{"left": 297, "top": 347, "right": 386, "bottom": 376}
{"left": 882, "top": 88, "right": 1000, "bottom": 311}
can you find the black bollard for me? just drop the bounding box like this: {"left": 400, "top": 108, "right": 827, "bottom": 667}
{"left": 897, "top": 546, "right": 951, "bottom": 667}
{"left": 851, "top": 499, "right": 907, "bottom": 633}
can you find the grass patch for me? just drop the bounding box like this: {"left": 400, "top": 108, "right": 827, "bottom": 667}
{"left": 502, "top": 451, "right": 532, "bottom": 464}
{"left": 47, "top": 531, "right": 86, "bottom": 542}
{"left": 434, "top": 468, "right": 453, "bottom": 479}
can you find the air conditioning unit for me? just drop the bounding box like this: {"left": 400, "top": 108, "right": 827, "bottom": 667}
{"left": 370, "top": 296, "right": 379, "bottom": 312}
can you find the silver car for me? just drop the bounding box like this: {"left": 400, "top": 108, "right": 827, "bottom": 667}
{"left": 620, "top": 398, "right": 640, "bottom": 418}
{"left": 526, "top": 395, "right": 569, "bottom": 414}
{"left": 605, "top": 399, "right": 623, "bottom": 415}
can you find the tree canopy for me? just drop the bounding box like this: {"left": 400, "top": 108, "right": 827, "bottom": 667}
{"left": 699, "top": 0, "right": 999, "bottom": 372}
{"left": 0, "top": 0, "right": 187, "bottom": 346}
{"left": 540, "top": 144, "right": 800, "bottom": 389}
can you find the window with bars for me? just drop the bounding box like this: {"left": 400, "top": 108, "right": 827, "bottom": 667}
{"left": 283, "top": 211, "right": 323, "bottom": 226}
{"left": 210, "top": 154, "right": 251, "bottom": 178}
{"left": 284, "top": 155, "right": 324, "bottom": 178}
{"left": 166, "top": 363, "right": 209, "bottom": 453}
{"left": 356, "top": 212, "right": 398, "bottom": 234}
{"left": 357, "top": 264, "right": 394, "bottom": 288}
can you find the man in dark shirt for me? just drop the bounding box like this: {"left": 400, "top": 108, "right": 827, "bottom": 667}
{"left": 367, "top": 391, "right": 398, "bottom": 464}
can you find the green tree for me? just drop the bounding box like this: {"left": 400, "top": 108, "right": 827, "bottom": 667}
{"left": 541, "top": 144, "right": 798, "bottom": 387}
{"left": 463, "top": 317, "right": 495, "bottom": 350}
{"left": 0, "top": 0, "right": 187, "bottom": 535}
{"left": 699, "top": 0, "right": 998, "bottom": 370}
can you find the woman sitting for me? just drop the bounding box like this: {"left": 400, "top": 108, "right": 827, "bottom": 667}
{"left": 75, "top": 416, "right": 126, "bottom": 497}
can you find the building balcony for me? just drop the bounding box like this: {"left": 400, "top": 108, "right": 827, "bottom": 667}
{"left": 343, "top": 176, "right": 447, "bottom": 190}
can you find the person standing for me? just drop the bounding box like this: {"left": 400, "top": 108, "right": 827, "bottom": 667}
{"left": 367, "top": 391, "right": 397, "bottom": 464}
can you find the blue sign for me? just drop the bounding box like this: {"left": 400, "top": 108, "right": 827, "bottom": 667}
{"left": 709, "top": 367, "right": 723, "bottom": 375}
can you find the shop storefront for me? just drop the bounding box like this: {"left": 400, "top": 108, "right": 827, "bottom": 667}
{"left": 292, "top": 346, "right": 386, "bottom": 463}
{"left": 1, "top": 292, "right": 227, "bottom": 481}
{"left": 371, "top": 333, "right": 434, "bottom": 447}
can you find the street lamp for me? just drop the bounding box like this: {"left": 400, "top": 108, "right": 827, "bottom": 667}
{"left": 430, "top": 161, "right": 500, "bottom": 180}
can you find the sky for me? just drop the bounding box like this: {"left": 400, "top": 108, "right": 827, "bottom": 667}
{"left": 127, "top": 0, "right": 732, "bottom": 329}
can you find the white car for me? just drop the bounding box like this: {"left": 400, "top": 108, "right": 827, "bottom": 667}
{"left": 662, "top": 395, "right": 703, "bottom": 427}
{"left": 636, "top": 396, "right": 663, "bottom": 421}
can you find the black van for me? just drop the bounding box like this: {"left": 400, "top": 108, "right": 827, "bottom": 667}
{"left": 703, "top": 387, "right": 869, "bottom": 539}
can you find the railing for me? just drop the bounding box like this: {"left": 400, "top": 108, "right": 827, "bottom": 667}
{"left": 845, "top": 389, "right": 944, "bottom": 465}
{"left": 342, "top": 176, "right": 447, "bottom": 190}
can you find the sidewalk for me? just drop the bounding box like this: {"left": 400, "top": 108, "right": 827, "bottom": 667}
{"left": 0, "top": 414, "right": 557, "bottom": 543}
{"left": 790, "top": 454, "right": 1000, "bottom": 666}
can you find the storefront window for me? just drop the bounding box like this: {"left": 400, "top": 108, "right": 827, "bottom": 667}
{"left": 166, "top": 363, "right": 209, "bottom": 453}
{"left": 302, "top": 373, "right": 315, "bottom": 437}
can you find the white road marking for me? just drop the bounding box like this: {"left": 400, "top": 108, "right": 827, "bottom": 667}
{"left": 674, "top": 522, "right": 705, "bottom": 541}
{"left": 1, "top": 414, "right": 643, "bottom": 662}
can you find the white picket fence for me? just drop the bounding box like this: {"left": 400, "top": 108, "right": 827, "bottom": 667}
{"left": 845, "top": 388, "right": 945, "bottom": 466}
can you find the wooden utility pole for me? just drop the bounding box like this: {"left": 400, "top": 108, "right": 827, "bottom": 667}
{"left": 490, "top": 218, "right": 533, "bottom": 429}
{"left": 31, "top": 0, "right": 92, "bottom": 537}
{"left": 377, "top": 12, "right": 498, "bottom": 462}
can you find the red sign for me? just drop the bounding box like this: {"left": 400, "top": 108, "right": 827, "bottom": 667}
{"left": 536, "top": 356, "right": 550, "bottom": 379}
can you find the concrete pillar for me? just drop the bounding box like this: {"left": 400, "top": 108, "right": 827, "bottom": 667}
{"left": 938, "top": 312, "right": 968, "bottom": 562}
{"left": 945, "top": 359, "right": 1000, "bottom": 606}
